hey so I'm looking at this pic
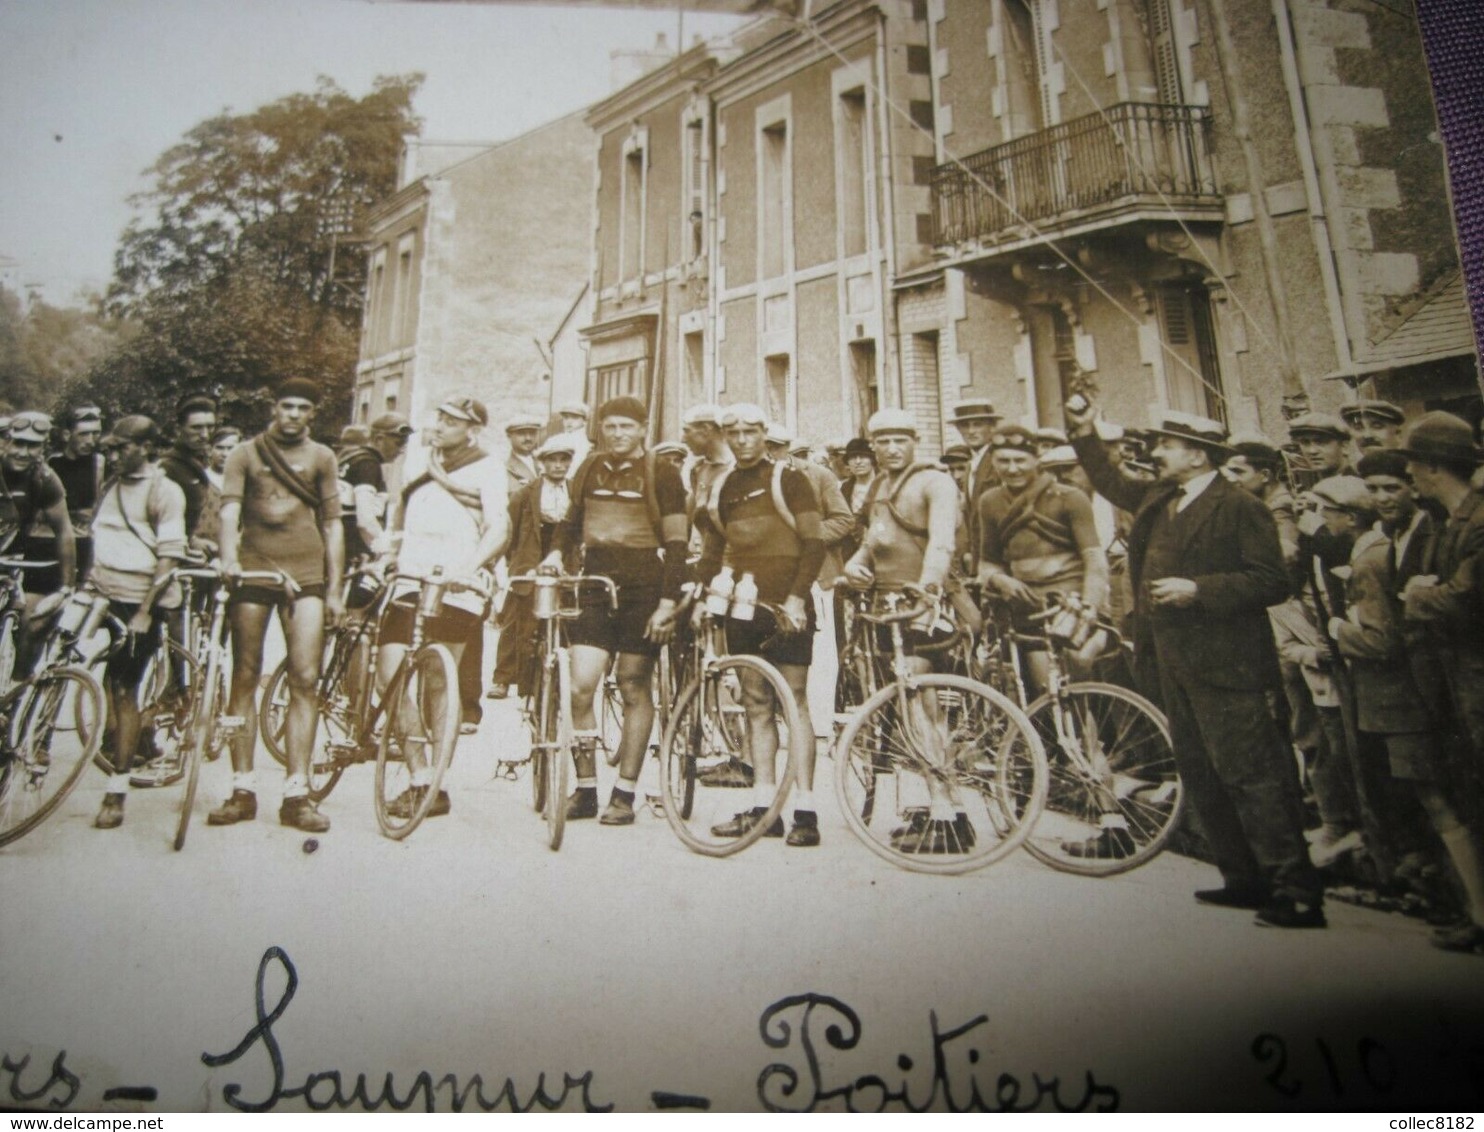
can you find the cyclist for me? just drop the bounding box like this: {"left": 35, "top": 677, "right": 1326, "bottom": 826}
{"left": 47, "top": 404, "right": 105, "bottom": 585}
{"left": 695, "top": 403, "right": 826, "bottom": 847}
{"left": 208, "top": 378, "right": 344, "bottom": 834}
{"left": 377, "top": 395, "right": 508, "bottom": 818}
{"left": 841, "top": 408, "right": 969, "bottom": 854}
{"left": 545, "top": 395, "right": 688, "bottom": 827}
{"left": 207, "top": 428, "right": 242, "bottom": 492}
{"left": 159, "top": 394, "right": 222, "bottom": 555}
{"left": 975, "top": 423, "right": 1108, "bottom": 696}
{"left": 0, "top": 411, "right": 77, "bottom": 674}
{"left": 338, "top": 413, "right": 410, "bottom": 574}
{"left": 88, "top": 416, "right": 187, "bottom": 830}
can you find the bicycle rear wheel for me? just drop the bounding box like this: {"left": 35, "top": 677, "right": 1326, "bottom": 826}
{"left": 260, "top": 658, "right": 348, "bottom": 802}
{"left": 0, "top": 667, "right": 103, "bottom": 847}
{"left": 374, "top": 643, "right": 460, "bottom": 839}
{"left": 833, "top": 674, "right": 1046, "bottom": 874}
{"left": 542, "top": 648, "right": 572, "bottom": 850}
{"left": 172, "top": 676, "right": 213, "bottom": 853}
{"left": 1020, "top": 682, "right": 1181, "bottom": 876}
{"left": 659, "top": 655, "right": 800, "bottom": 857}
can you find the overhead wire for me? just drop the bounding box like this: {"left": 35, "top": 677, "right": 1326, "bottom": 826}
{"left": 783, "top": 11, "right": 1238, "bottom": 418}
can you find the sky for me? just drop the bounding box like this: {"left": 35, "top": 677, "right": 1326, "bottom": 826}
{"left": 0, "top": 0, "right": 746, "bottom": 305}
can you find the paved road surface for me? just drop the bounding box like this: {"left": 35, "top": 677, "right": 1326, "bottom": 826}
{"left": 2, "top": 673, "right": 1482, "bottom": 1113}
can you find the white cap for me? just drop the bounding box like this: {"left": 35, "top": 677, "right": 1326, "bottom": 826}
{"left": 867, "top": 408, "right": 918, "bottom": 438}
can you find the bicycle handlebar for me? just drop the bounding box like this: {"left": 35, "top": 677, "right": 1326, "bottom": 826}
{"left": 508, "top": 572, "right": 619, "bottom": 611}
{"left": 855, "top": 582, "right": 939, "bottom": 625}
{"left": 0, "top": 558, "right": 58, "bottom": 571}
{"left": 389, "top": 569, "right": 494, "bottom": 600}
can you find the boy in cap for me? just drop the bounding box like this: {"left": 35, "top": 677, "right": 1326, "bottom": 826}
{"left": 210, "top": 378, "right": 343, "bottom": 833}
{"left": 546, "top": 395, "right": 688, "bottom": 826}
{"left": 557, "top": 400, "right": 592, "bottom": 470}
{"left": 89, "top": 416, "right": 188, "bottom": 829}
{"left": 498, "top": 436, "right": 576, "bottom": 703}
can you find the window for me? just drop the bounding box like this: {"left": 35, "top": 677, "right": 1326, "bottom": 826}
{"left": 395, "top": 243, "right": 414, "bottom": 347}
{"left": 620, "top": 132, "right": 648, "bottom": 283}
{"left": 367, "top": 254, "right": 386, "bottom": 352}
{"left": 591, "top": 360, "right": 647, "bottom": 410}
{"left": 1158, "top": 283, "right": 1225, "bottom": 422}
{"left": 850, "top": 340, "right": 879, "bottom": 424}
{"left": 683, "top": 331, "right": 706, "bottom": 406}
{"left": 764, "top": 355, "right": 791, "bottom": 428}
{"left": 837, "top": 89, "right": 869, "bottom": 259}
{"left": 682, "top": 113, "right": 707, "bottom": 263}
{"left": 760, "top": 121, "right": 789, "bottom": 279}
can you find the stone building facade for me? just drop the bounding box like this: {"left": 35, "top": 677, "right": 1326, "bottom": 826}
{"left": 578, "top": 0, "right": 1477, "bottom": 452}
{"left": 355, "top": 111, "right": 593, "bottom": 436}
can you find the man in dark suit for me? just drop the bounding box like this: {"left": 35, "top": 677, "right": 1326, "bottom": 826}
{"left": 1069, "top": 400, "right": 1323, "bottom": 927}
{"left": 496, "top": 436, "right": 575, "bottom": 700}
{"left": 948, "top": 398, "right": 1001, "bottom": 576}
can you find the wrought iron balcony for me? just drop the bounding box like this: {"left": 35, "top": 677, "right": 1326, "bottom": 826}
{"left": 930, "top": 102, "right": 1221, "bottom": 248}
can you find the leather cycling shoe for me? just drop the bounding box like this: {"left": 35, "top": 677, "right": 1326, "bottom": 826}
{"left": 1061, "top": 826, "right": 1137, "bottom": 860}
{"left": 698, "top": 756, "right": 754, "bottom": 788}
{"left": 279, "top": 796, "right": 331, "bottom": 833}
{"left": 94, "top": 793, "right": 124, "bottom": 830}
{"left": 785, "top": 820, "right": 820, "bottom": 848}
{"left": 600, "top": 794, "right": 635, "bottom": 826}
{"left": 208, "top": 789, "right": 257, "bottom": 825}
{"left": 1194, "top": 886, "right": 1270, "bottom": 910}
{"left": 893, "top": 815, "right": 975, "bottom": 854}
{"left": 1255, "top": 897, "right": 1327, "bottom": 929}
{"left": 711, "top": 807, "right": 783, "bottom": 838}
{"left": 565, "top": 788, "right": 599, "bottom": 820}
{"left": 387, "top": 786, "right": 450, "bottom": 819}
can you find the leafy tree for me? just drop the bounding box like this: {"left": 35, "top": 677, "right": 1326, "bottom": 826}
{"left": 81, "top": 74, "right": 423, "bottom": 435}
{"left": 0, "top": 285, "right": 131, "bottom": 414}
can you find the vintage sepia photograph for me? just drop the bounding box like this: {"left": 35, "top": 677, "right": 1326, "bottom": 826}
{"left": 1, "top": 0, "right": 1482, "bottom": 1113}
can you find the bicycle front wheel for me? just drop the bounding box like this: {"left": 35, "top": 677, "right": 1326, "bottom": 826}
{"left": 659, "top": 654, "right": 800, "bottom": 857}
{"left": 1021, "top": 682, "right": 1181, "bottom": 876}
{"left": 260, "top": 658, "right": 347, "bottom": 803}
{"left": 0, "top": 667, "right": 103, "bottom": 847}
{"left": 542, "top": 648, "right": 572, "bottom": 850}
{"left": 833, "top": 674, "right": 1046, "bottom": 875}
{"left": 374, "top": 643, "right": 460, "bottom": 840}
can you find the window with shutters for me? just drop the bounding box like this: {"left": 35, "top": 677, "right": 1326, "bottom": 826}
{"left": 620, "top": 131, "right": 648, "bottom": 285}
{"left": 836, "top": 88, "right": 870, "bottom": 260}
{"left": 590, "top": 361, "right": 648, "bottom": 408}
{"left": 759, "top": 120, "right": 790, "bottom": 280}
{"left": 682, "top": 111, "right": 707, "bottom": 265}
{"left": 1158, "top": 283, "right": 1225, "bottom": 422}
{"left": 1148, "top": 0, "right": 1185, "bottom": 104}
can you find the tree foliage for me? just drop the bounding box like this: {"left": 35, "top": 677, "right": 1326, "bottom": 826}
{"left": 79, "top": 74, "right": 423, "bottom": 435}
{"left": 0, "top": 285, "right": 132, "bottom": 415}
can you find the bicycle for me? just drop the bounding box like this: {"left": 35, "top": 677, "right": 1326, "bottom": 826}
{"left": 656, "top": 594, "right": 803, "bottom": 857}
{"left": 165, "top": 567, "right": 287, "bottom": 851}
{"left": 978, "top": 592, "right": 1182, "bottom": 875}
{"left": 832, "top": 584, "right": 1047, "bottom": 874}
{"left": 262, "top": 567, "right": 486, "bottom": 839}
{"left": 260, "top": 564, "right": 389, "bottom": 802}
{"left": 506, "top": 570, "right": 617, "bottom": 851}
{"left": 0, "top": 558, "right": 105, "bottom": 848}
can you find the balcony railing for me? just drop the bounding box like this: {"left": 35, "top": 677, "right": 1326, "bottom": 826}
{"left": 931, "top": 102, "right": 1221, "bottom": 247}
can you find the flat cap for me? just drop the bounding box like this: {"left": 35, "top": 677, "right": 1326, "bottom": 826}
{"left": 370, "top": 412, "right": 413, "bottom": 437}
{"left": 437, "top": 395, "right": 489, "bottom": 426}
{"left": 867, "top": 408, "right": 918, "bottom": 438}
{"left": 504, "top": 413, "right": 544, "bottom": 433}
{"left": 720, "top": 403, "right": 767, "bottom": 428}
{"left": 1312, "top": 475, "right": 1372, "bottom": 513}
{"left": 1340, "top": 400, "right": 1405, "bottom": 427}
{"left": 1040, "top": 445, "right": 1078, "bottom": 468}
{"left": 682, "top": 404, "right": 722, "bottom": 427}
{"left": 557, "top": 400, "right": 590, "bottom": 420}
{"left": 534, "top": 434, "right": 578, "bottom": 459}
{"left": 1287, "top": 412, "right": 1349, "bottom": 441}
